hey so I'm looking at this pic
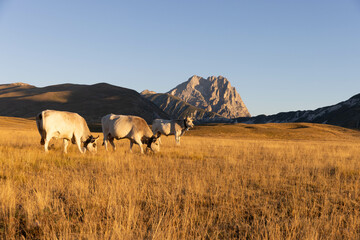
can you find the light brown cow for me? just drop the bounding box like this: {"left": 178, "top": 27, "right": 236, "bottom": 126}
{"left": 36, "top": 110, "right": 99, "bottom": 153}
{"left": 101, "top": 114, "right": 160, "bottom": 154}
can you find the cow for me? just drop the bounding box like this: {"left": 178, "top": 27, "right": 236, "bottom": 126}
{"left": 36, "top": 110, "right": 99, "bottom": 154}
{"left": 101, "top": 114, "right": 160, "bottom": 154}
{"left": 151, "top": 116, "right": 194, "bottom": 145}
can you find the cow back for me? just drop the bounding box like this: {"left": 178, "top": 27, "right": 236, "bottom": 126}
{"left": 41, "top": 110, "right": 91, "bottom": 140}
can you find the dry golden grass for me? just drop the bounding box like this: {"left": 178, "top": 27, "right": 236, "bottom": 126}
{"left": 0, "top": 117, "right": 360, "bottom": 239}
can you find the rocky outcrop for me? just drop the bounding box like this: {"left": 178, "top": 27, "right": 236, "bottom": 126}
{"left": 141, "top": 91, "right": 222, "bottom": 120}
{"left": 168, "top": 75, "right": 251, "bottom": 118}
{"left": 141, "top": 90, "right": 157, "bottom": 95}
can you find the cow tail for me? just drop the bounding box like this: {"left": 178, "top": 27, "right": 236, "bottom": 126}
{"left": 36, "top": 111, "right": 46, "bottom": 145}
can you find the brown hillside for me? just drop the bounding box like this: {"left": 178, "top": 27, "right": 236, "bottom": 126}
{"left": 0, "top": 83, "right": 169, "bottom": 127}
{"left": 0, "top": 116, "right": 36, "bottom": 131}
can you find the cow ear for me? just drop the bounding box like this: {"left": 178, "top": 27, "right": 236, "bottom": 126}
{"left": 89, "top": 135, "right": 99, "bottom": 142}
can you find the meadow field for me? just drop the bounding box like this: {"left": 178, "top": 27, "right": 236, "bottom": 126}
{"left": 0, "top": 117, "right": 360, "bottom": 239}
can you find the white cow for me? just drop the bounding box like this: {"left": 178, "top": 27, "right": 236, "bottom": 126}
{"left": 152, "top": 117, "right": 194, "bottom": 145}
{"left": 101, "top": 114, "right": 160, "bottom": 154}
{"left": 36, "top": 110, "right": 99, "bottom": 153}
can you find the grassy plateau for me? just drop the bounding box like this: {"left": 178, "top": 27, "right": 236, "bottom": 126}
{"left": 0, "top": 117, "right": 360, "bottom": 239}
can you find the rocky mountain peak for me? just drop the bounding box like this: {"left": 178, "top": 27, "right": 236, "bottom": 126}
{"left": 140, "top": 89, "right": 157, "bottom": 95}
{"left": 168, "top": 75, "right": 251, "bottom": 118}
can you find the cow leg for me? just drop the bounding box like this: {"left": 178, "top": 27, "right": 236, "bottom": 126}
{"left": 109, "top": 138, "right": 116, "bottom": 151}
{"left": 63, "top": 139, "right": 69, "bottom": 154}
{"left": 175, "top": 133, "right": 180, "bottom": 145}
{"left": 103, "top": 133, "right": 109, "bottom": 151}
{"left": 43, "top": 133, "right": 54, "bottom": 152}
{"left": 103, "top": 139, "right": 108, "bottom": 151}
{"left": 103, "top": 137, "right": 108, "bottom": 151}
{"left": 75, "top": 138, "right": 85, "bottom": 154}
{"left": 134, "top": 138, "right": 144, "bottom": 154}
{"left": 44, "top": 139, "right": 50, "bottom": 152}
{"left": 138, "top": 143, "right": 144, "bottom": 154}
{"left": 129, "top": 141, "right": 134, "bottom": 153}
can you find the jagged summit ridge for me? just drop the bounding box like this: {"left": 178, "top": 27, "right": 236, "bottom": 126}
{"left": 141, "top": 89, "right": 157, "bottom": 95}
{"left": 141, "top": 91, "right": 223, "bottom": 120}
{"left": 168, "top": 75, "right": 251, "bottom": 118}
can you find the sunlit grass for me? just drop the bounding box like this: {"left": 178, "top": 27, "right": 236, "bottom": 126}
{"left": 0, "top": 118, "right": 359, "bottom": 239}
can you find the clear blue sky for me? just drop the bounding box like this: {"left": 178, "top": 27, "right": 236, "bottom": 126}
{"left": 0, "top": 0, "right": 359, "bottom": 116}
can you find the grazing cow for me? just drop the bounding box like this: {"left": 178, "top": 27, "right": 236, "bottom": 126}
{"left": 101, "top": 114, "right": 160, "bottom": 154}
{"left": 36, "top": 110, "right": 99, "bottom": 153}
{"left": 152, "top": 117, "right": 194, "bottom": 145}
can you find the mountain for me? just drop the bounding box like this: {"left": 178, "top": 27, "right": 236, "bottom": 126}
{"left": 236, "top": 94, "right": 360, "bottom": 129}
{"left": 0, "top": 82, "right": 169, "bottom": 128}
{"left": 141, "top": 91, "right": 223, "bottom": 120}
{"left": 168, "top": 75, "right": 251, "bottom": 118}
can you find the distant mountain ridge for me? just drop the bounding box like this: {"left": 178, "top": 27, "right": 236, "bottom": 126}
{"left": 2, "top": 81, "right": 359, "bottom": 130}
{"left": 168, "top": 75, "right": 251, "bottom": 118}
{"left": 236, "top": 93, "right": 360, "bottom": 129}
{"left": 0, "top": 82, "right": 169, "bottom": 127}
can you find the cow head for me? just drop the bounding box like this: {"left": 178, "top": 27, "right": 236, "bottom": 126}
{"left": 184, "top": 116, "right": 194, "bottom": 130}
{"left": 84, "top": 135, "right": 100, "bottom": 153}
{"left": 147, "top": 132, "right": 161, "bottom": 153}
